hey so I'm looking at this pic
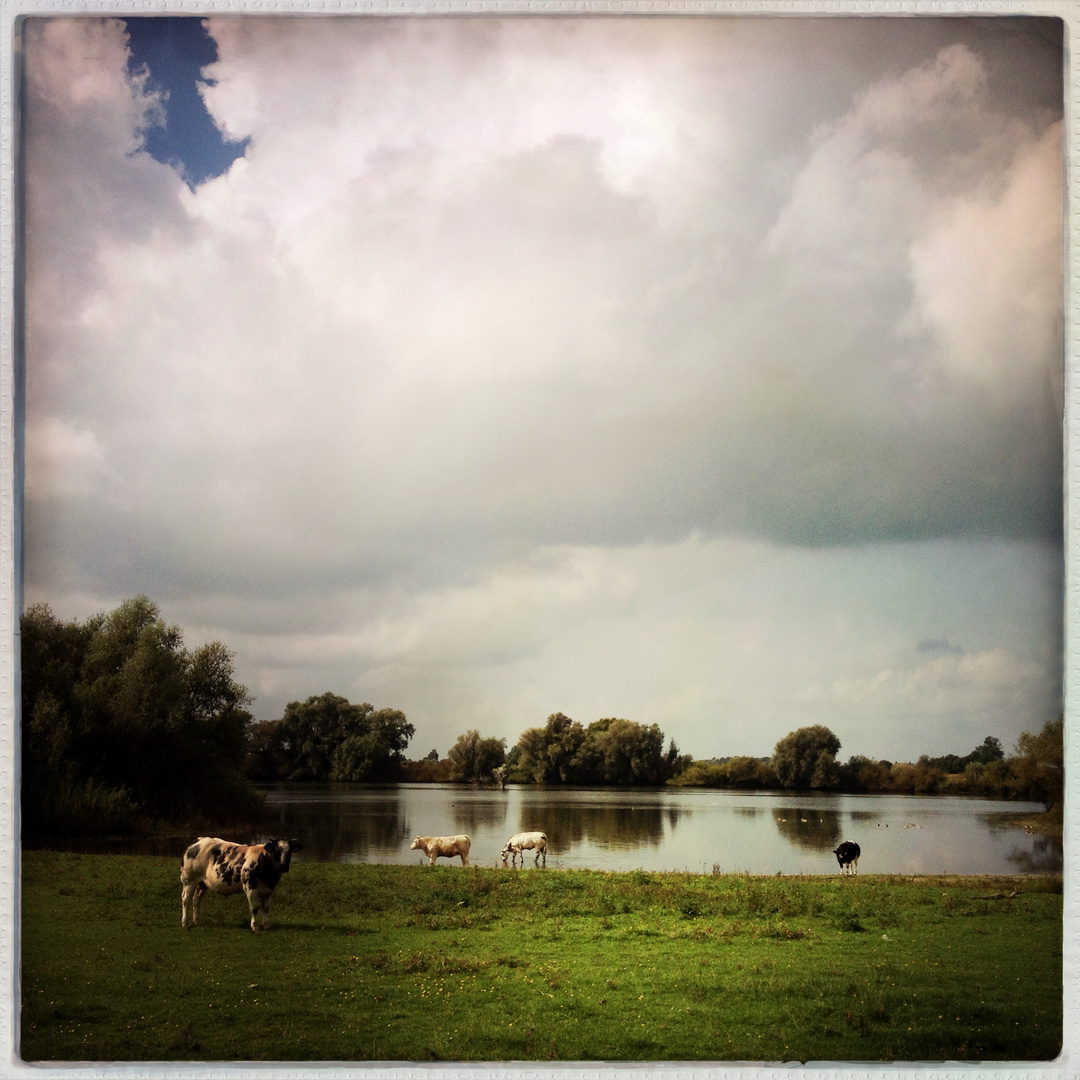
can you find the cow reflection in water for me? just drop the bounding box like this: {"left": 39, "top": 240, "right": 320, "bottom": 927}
{"left": 773, "top": 808, "right": 843, "bottom": 851}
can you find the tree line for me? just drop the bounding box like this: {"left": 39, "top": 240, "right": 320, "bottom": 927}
{"left": 21, "top": 597, "right": 260, "bottom": 838}
{"left": 247, "top": 706, "right": 687, "bottom": 789}
{"left": 20, "top": 597, "right": 1064, "bottom": 838}
{"left": 671, "top": 722, "right": 1064, "bottom": 809}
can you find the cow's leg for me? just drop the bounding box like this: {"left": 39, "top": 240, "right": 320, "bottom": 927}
{"left": 191, "top": 881, "right": 208, "bottom": 925}
{"left": 245, "top": 886, "right": 262, "bottom": 931}
{"left": 181, "top": 882, "right": 193, "bottom": 927}
{"left": 461, "top": 852, "right": 469, "bottom": 867}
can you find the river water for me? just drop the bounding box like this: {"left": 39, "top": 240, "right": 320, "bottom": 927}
{"left": 252, "top": 783, "right": 1059, "bottom": 876}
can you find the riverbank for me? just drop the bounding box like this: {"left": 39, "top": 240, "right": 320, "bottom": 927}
{"left": 1017, "top": 804, "right": 1064, "bottom": 836}
{"left": 20, "top": 851, "right": 1062, "bottom": 1063}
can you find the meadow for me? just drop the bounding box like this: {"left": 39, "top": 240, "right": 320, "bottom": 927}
{"left": 20, "top": 851, "right": 1062, "bottom": 1063}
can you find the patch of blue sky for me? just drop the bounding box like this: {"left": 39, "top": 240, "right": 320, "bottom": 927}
{"left": 124, "top": 17, "right": 249, "bottom": 189}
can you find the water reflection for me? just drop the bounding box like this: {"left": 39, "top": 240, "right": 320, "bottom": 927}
{"left": 533, "top": 802, "right": 669, "bottom": 849}
{"left": 36, "top": 785, "right": 1058, "bottom": 876}
{"left": 772, "top": 807, "right": 844, "bottom": 851}
{"left": 260, "top": 797, "right": 409, "bottom": 862}
{"left": 448, "top": 795, "right": 509, "bottom": 836}
{"left": 1006, "top": 834, "right": 1064, "bottom": 874}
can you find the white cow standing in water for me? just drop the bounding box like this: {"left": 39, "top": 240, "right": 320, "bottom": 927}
{"left": 501, "top": 831, "right": 548, "bottom": 868}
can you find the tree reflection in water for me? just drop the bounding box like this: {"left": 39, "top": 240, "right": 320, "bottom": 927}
{"left": 449, "top": 795, "right": 510, "bottom": 836}
{"left": 258, "top": 796, "right": 408, "bottom": 863}
{"left": 531, "top": 801, "right": 683, "bottom": 849}
{"left": 236, "top": 785, "right": 1059, "bottom": 874}
{"left": 772, "top": 807, "right": 845, "bottom": 851}
{"left": 1007, "top": 834, "right": 1063, "bottom": 874}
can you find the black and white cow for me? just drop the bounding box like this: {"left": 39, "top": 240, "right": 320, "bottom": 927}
{"left": 833, "top": 840, "right": 861, "bottom": 875}
{"left": 181, "top": 837, "right": 302, "bottom": 931}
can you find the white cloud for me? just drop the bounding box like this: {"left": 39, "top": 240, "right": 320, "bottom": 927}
{"left": 907, "top": 120, "right": 1063, "bottom": 399}
{"left": 153, "top": 536, "right": 1060, "bottom": 762}
{"left": 24, "top": 417, "right": 109, "bottom": 500}
{"left": 26, "top": 24, "right": 1063, "bottom": 562}
{"left": 20, "top": 17, "right": 1064, "bottom": 764}
{"left": 816, "top": 647, "right": 1045, "bottom": 714}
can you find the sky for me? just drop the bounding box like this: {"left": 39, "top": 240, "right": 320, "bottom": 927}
{"left": 122, "top": 17, "right": 249, "bottom": 189}
{"left": 20, "top": 13, "right": 1065, "bottom": 764}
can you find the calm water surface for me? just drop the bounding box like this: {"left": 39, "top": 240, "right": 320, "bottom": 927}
{"left": 254, "top": 783, "right": 1060, "bottom": 876}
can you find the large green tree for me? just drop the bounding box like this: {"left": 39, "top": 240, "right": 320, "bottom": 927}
{"left": 513, "top": 712, "right": 585, "bottom": 783}
{"left": 332, "top": 708, "right": 415, "bottom": 781}
{"left": 772, "top": 725, "right": 842, "bottom": 790}
{"left": 511, "top": 712, "right": 686, "bottom": 786}
{"left": 21, "top": 597, "right": 258, "bottom": 836}
{"left": 266, "top": 692, "right": 415, "bottom": 782}
{"left": 446, "top": 729, "right": 507, "bottom": 784}
{"left": 1013, "top": 716, "right": 1064, "bottom": 809}
{"left": 579, "top": 717, "right": 683, "bottom": 786}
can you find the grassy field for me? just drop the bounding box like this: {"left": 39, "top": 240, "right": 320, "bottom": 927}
{"left": 20, "top": 851, "right": 1062, "bottom": 1063}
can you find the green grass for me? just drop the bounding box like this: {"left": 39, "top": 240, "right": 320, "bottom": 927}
{"left": 20, "top": 851, "right": 1062, "bottom": 1063}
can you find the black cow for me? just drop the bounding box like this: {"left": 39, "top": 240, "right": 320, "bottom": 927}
{"left": 833, "top": 840, "right": 861, "bottom": 875}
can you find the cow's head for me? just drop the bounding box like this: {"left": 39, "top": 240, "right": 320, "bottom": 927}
{"left": 410, "top": 837, "right": 421, "bottom": 850}
{"left": 833, "top": 843, "right": 855, "bottom": 864}
{"left": 266, "top": 837, "right": 303, "bottom": 872}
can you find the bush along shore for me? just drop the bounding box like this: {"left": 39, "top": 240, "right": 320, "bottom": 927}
{"left": 21, "top": 852, "right": 1062, "bottom": 1063}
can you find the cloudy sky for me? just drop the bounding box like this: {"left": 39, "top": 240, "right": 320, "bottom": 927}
{"left": 21, "top": 13, "right": 1064, "bottom": 764}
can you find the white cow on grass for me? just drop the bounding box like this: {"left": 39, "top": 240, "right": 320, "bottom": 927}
{"left": 410, "top": 834, "right": 471, "bottom": 866}
{"left": 501, "top": 831, "right": 548, "bottom": 868}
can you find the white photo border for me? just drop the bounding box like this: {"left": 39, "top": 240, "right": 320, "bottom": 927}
{"left": 1, "top": 2, "right": 1075, "bottom": 1078}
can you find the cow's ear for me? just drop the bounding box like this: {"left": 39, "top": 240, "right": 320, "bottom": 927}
{"left": 289, "top": 838, "right": 303, "bottom": 850}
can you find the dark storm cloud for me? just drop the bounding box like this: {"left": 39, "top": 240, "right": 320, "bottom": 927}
{"left": 917, "top": 637, "right": 964, "bottom": 657}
